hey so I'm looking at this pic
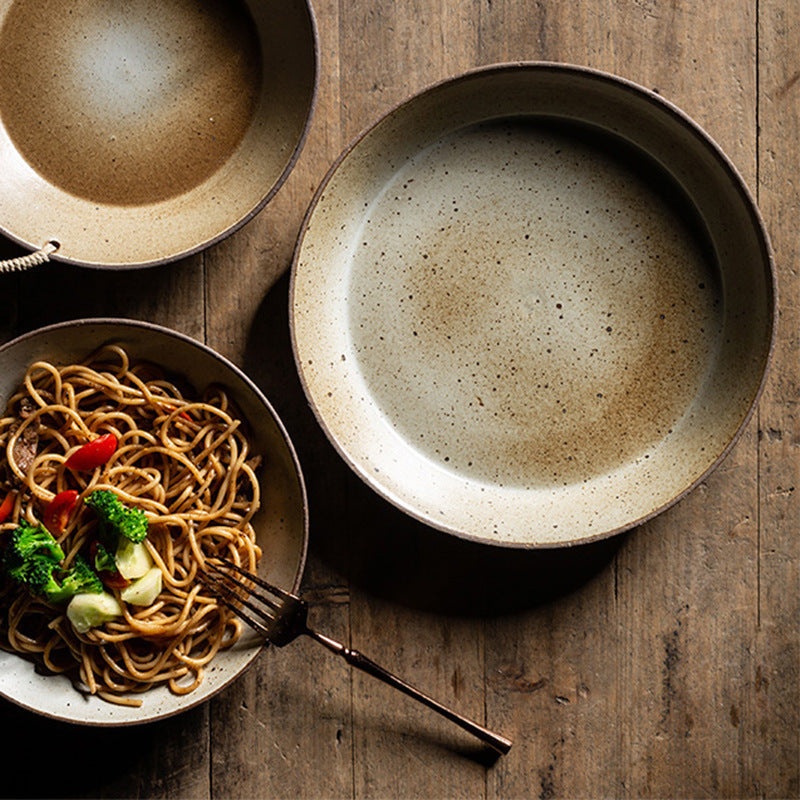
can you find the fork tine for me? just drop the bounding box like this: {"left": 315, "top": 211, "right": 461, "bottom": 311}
{"left": 199, "top": 571, "right": 275, "bottom": 639}
{"left": 202, "top": 569, "right": 275, "bottom": 618}
{"left": 209, "top": 557, "right": 297, "bottom": 603}
{"left": 207, "top": 560, "right": 284, "bottom": 615}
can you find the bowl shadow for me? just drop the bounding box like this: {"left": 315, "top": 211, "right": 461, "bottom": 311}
{"left": 243, "top": 272, "right": 625, "bottom": 618}
{"left": 0, "top": 696, "right": 205, "bottom": 799}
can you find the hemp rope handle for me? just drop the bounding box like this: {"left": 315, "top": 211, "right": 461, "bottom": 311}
{"left": 0, "top": 240, "right": 59, "bottom": 273}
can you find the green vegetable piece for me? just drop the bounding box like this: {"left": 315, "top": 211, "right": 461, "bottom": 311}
{"left": 120, "top": 566, "right": 162, "bottom": 606}
{"left": 59, "top": 555, "right": 103, "bottom": 600}
{"left": 20, "top": 557, "right": 62, "bottom": 599}
{"left": 22, "top": 554, "right": 102, "bottom": 605}
{"left": 2, "top": 523, "right": 64, "bottom": 579}
{"left": 66, "top": 591, "right": 123, "bottom": 634}
{"left": 115, "top": 540, "right": 154, "bottom": 580}
{"left": 2, "top": 517, "right": 105, "bottom": 606}
{"left": 85, "top": 490, "right": 149, "bottom": 544}
{"left": 93, "top": 541, "right": 117, "bottom": 574}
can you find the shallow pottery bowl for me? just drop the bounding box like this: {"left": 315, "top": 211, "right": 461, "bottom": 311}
{"left": 0, "top": 319, "right": 308, "bottom": 724}
{"left": 0, "top": 0, "right": 317, "bottom": 268}
{"left": 290, "top": 62, "right": 775, "bottom": 548}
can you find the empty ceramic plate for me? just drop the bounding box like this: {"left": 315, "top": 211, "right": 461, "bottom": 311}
{"left": 0, "top": 0, "right": 317, "bottom": 268}
{"left": 290, "top": 63, "right": 775, "bottom": 547}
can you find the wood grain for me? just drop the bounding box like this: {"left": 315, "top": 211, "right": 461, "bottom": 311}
{"left": 0, "top": 1, "right": 796, "bottom": 798}
{"left": 754, "top": 0, "right": 800, "bottom": 796}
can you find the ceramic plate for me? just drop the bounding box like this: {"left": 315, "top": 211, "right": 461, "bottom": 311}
{"left": 0, "top": 319, "right": 308, "bottom": 724}
{"left": 0, "top": 0, "right": 317, "bottom": 268}
{"left": 290, "top": 63, "right": 774, "bottom": 547}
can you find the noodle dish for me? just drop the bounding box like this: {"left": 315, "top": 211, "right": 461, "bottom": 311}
{"left": 0, "top": 320, "right": 307, "bottom": 724}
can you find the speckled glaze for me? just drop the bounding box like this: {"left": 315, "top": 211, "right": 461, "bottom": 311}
{"left": 290, "top": 63, "right": 775, "bottom": 548}
{"left": 0, "top": 320, "right": 308, "bottom": 725}
{"left": 0, "top": 0, "right": 317, "bottom": 268}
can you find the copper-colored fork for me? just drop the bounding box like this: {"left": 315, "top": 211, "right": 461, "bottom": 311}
{"left": 202, "top": 558, "right": 512, "bottom": 755}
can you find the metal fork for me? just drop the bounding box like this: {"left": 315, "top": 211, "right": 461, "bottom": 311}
{"left": 202, "top": 558, "right": 512, "bottom": 755}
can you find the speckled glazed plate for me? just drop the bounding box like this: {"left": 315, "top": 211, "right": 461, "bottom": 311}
{"left": 0, "top": 0, "right": 317, "bottom": 268}
{"left": 290, "top": 63, "right": 775, "bottom": 547}
{"left": 0, "top": 319, "right": 308, "bottom": 724}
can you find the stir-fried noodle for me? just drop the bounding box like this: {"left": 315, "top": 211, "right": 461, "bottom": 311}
{"left": 0, "top": 345, "right": 261, "bottom": 706}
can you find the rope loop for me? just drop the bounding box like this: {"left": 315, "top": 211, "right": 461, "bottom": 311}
{"left": 0, "top": 240, "right": 60, "bottom": 273}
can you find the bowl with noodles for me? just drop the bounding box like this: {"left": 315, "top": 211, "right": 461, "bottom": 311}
{"left": 0, "top": 319, "right": 308, "bottom": 725}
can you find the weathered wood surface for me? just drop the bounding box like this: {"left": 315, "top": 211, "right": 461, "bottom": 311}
{"left": 1, "top": 1, "right": 797, "bottom": 798}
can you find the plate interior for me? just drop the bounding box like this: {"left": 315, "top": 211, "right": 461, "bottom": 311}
{"left": 348, "top": 118, "right": 722, "bottom": 489}
{"left": 0, "top": 0, "right": 261, "bottom": 206}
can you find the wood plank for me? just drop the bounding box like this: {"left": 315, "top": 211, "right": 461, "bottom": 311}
{"left": 592, "top": 0, "right": 762, "bottom": 792}
{"left": 334, "top": 2, "right": 498, "bottom": 797}
{"left": 8, "top": 255, "right": 204, "bottom": 341}
{"left": 474, "top": 1, "right": 763, "bottom": 798}
{"left": 754, "top": 0, "right": 800, "bottom": 795}
{"left": 476, "top": 3, "right": 625, "bottom": 795}
{"left": 204, "top": 2, "right": 357, "bottom": 797}
{"left": 0, "top": 696, "right": 212, "bottom": 799}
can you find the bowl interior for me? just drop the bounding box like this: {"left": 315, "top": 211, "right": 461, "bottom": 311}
{"left": 0, "top": 319, "right": 307, "bottom": 724}
{"left": 291, "top": 65, "right": 774, "bottom": 547}
{"left": 0, "top": 0, "right": 317, "bottom": 267}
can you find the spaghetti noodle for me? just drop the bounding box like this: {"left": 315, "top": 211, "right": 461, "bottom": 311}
{"left": 0, "top": 345, "right": 262, "bottom": 706}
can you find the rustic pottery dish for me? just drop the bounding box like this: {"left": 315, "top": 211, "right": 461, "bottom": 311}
{"left": 0, "top": 0, "right": 317, "bottom": 268}
{"left": 290, "top": 62, "right": 775, "bottom": 548}
{"left": 0, "top": 319, "right": 308, "bottom": 724}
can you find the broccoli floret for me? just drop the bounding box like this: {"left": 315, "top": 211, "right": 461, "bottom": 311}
{"left": 59, "top": 555, "right": 103, "bottom": 599}
{"left": 85, "top": 490, "right": 149, "bottom": 545}
{"left": 20, "top": 557, "right": 60, "bottom": 598}
{"left": 11, "top": 553, "right": 102, "bottom": 604}
{"left": 93, "top": 541, "right": 117, "bottom": 574}
{"left": 3, "top": 523, "right": 65, "bottom": 576}
{"left": 4, "top": 551, "right": 41, "bottom": 586}
{"left": 2, "top": 523, "right": 103, "bottom": 604}
{"left": 24, "top": 554, "right": 102, "bottom": 604}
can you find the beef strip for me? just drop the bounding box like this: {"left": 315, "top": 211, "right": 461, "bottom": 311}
{"left": 10, "top": 397, "right": 40, "bottom": 479}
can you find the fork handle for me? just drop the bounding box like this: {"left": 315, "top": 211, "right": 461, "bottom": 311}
{"left": 306, "top": 629, "right": 512, "bottom": 755}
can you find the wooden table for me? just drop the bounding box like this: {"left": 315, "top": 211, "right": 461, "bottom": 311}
{"left": 2, "top": 1, "right": 797, "bottom": 797}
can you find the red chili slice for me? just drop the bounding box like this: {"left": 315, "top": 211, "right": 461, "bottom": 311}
{"left": 0, "top": 491, "right": 15, "bottom": 523}
{"left": 65, "top": 433, "right": 118, "bottom": 471}
{"left": 43, "top": 489, "right": 80, "bottom": 534}
{"left": 100, "top": 570, "right": 130, "bottom": 590}
{"left": 164, "top": 404, "right": 193, "bottom": 423}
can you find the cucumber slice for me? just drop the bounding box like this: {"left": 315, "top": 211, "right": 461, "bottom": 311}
{"left": 115, "top": 540, "right": 154, "bottom": 579}
{"left": 120, "top": 567, "right": 163, "bottom": 607}
{"left": 67, "top": 591, "right": 123, "bottom": 634}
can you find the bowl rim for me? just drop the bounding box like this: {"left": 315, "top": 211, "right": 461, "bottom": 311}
{"left": 288, "top": 60, "right": 777, "bottom": 549}
{"left": 0, "top": 316, "right": 310, "bottom": 724}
